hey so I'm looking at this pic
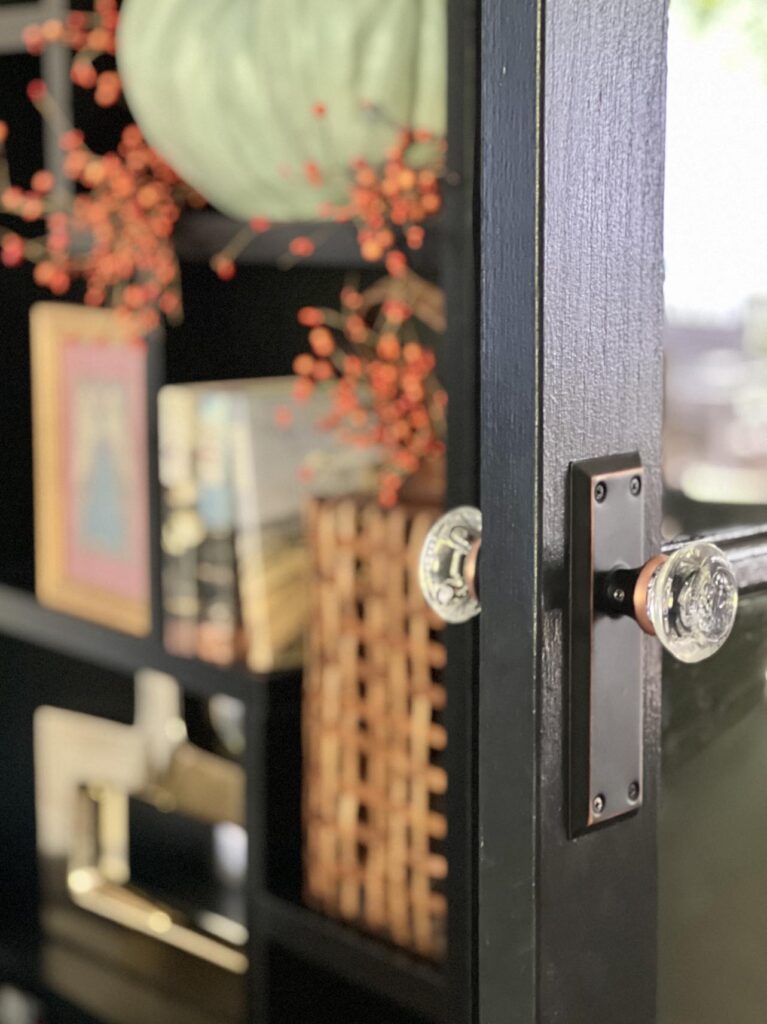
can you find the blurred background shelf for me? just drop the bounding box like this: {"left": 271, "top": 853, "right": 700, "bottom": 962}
{"left": 0, "top": 894, "right": 446, "bottom": 1024}
{"left": 0, "top": 2, "right": 470, "bottom": 1021}
{"left": 0, "top": 915, "right": 104, "bottom": 1024}
{"left": 0, "top": 584, "right": 301, "bottom": 704}
{"left": 175, "top": 210, "right": 440, "bottom": 274}
{"left": 254, "top": 893, "right": 447, "bottom": 1023}
{"left": 0, "top": 900, "right": 246, "bottom": 1024}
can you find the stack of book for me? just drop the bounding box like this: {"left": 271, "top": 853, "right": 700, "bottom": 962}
{"left": 158, "top": 377, "right": 376, "bottom": 672}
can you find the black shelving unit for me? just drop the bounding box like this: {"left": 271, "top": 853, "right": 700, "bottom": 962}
{"left": 0, "top": 584, "right": 299, "bottom": 703}
{"left": 174, "top": 210, "right": 441, "bottom": 274}
{"left": 255, "top": 894, "right": 447, "bottom": 1020}
{"left": 0, "top": 2, "right": 477, "bottom": 1022}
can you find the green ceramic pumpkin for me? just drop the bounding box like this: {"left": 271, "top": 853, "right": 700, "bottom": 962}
{"left": 117, "top": 0, "right": 447, "bottom": 222}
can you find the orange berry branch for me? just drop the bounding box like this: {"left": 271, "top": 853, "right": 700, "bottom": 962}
{"left": 290, "top": 272, "right": 447, "bottom": 508}
{"left": 209, "top": 117, "right": 445, "bottom": 279}
{"left": 0, "top": 0, "right": 207, "bottom": 334}
{"left": 226, "top": 112, "right": 449, "bottom": 505}
{"left": 291, "top": 125, "right": 448, "bottom": 506}
{"left": 1, "top": 0, "right": 447, "bottom": 505}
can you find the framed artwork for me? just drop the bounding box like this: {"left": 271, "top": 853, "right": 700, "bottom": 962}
{"left": 31, "top": 303, "right": 156, "bottom": 636}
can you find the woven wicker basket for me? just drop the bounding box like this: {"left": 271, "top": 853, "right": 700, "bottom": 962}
{"left": 302, "top": 496, "right": 448, "bottom": 960}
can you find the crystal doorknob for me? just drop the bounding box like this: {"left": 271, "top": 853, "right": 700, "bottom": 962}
{"left": 602, "top": 541, "right": 738, "bottom": 663}
{"left": 419, "top": 506, "right": 482, "bottom": 623}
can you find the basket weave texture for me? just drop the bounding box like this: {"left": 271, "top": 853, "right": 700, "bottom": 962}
{"left": 303, "top": 497, "right": 448, "bottom": 960}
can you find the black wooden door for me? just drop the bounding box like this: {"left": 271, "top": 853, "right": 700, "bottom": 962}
{"left": 471, "top": 3, "right": 668, "bottom": 1022}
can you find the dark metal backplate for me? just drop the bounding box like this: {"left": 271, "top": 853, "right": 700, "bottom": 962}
{"left": 568, "top": 453, "right": 644, "bottom": 835}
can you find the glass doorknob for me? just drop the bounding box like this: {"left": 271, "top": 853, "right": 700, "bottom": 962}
{"left": 419, "top": 506, "right": 482, "bottom": 623}
{"left": 603, "top": 542, "right": 738, "bottom": 663}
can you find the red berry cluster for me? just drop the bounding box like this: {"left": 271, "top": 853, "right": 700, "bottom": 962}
{"left": 285, "top": 112, "right": 447, "bottom": 505}
{"left": 212, "top": 109, "right": 444, "bottom": 283}
{"left": 68, "top": 122, "right": 204, "bottom": 328}
{"left": 293, "top": 285, "right": 446, "bottom": 508}
{"left": 326, "top": 125, "right": 445, "bottom": 274}
{"left": 0, "top": 2, "right": 206, "bottom": 332}
{"left": 5, "top": 0, "right": 448, "bottom": 506}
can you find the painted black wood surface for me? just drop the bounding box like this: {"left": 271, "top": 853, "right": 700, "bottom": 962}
{"left": 539, "top": 3, "right": 666, "bottom": 1020}
{"left": 478, "top": 0, "right": 540, "bottom": 1017}
{"left": 443, "top": 0, "right": 479, "bottom": 1022}
{"left": 479, "top": 1, "right": 667, "bottom": 1022}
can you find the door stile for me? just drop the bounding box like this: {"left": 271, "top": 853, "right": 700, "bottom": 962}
{"left": 479, "top": 2, "right": 668, "bottom": 1023}
{"left": 478, "top": 1, "right": 542, "bottom": 1022}
{"left": 538, "top": 4, "right": 667, "bottom": 1021}
{"left": 444, "top": 0, "right": 480, "bottom": 1022}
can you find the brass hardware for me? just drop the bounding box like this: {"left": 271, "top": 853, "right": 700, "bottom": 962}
{"left": 569, "top": 452, "right": 742, "bottom": 837}
{"left": 34, "top": 670, "right": 247, "bottom": 973}
{"left": 632, "top": 554, "right": 667, "bottom": 635}
{"left": 568, "top": 453, "right": 646, "bottom": 834}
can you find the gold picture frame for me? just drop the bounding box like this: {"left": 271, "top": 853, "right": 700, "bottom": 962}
{"left": 31, "top": 302, "right": 153, "bottom": 635}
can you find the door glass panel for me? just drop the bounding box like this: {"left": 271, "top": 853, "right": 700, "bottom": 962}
{"left": 660, "top": 3, "right": 767, "bottom": 1021}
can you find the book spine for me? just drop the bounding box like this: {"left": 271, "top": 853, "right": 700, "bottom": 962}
{"left": 231, "top": 396, "right": 308, "bottom": 673}
{"left": 158, "top": 386, "right": 200, "bottom": 658}
{"left": 196, "top": 389, "right": 241, "bottom": 667}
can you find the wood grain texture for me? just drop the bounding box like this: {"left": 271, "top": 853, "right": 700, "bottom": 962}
{"left": 539, "top": 2, "right": 667, "bottom": 1022}
{"left": 443, "top": 0, "right": 479, "bottom": 1020}
{"left": 479, "top": 0, "right": 541, "bottom": 1021}
{"left": 479, "top": 1, "right": 667, "bottom": 1021}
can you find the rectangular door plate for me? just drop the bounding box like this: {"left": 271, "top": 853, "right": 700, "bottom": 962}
{"left": 568, "top": 452, "right": 644, "bottom": 835}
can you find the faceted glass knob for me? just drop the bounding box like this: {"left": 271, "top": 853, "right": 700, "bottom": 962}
{"left": 643, "top": 542, "right": 738, "bottom": 664}
{"left": 419, "top": 506, "right": 482, "bottom": 624}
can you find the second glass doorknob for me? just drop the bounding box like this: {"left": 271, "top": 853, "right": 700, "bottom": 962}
{"left": 604, "top": 542, "right": 738, "bottom": 663}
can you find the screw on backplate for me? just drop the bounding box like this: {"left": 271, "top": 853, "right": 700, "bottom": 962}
{"left": 594, "top": 481, "right": 607, "bottom": 503}
{"left": 630, "top": 476, "right": 642, "bottom": 496}
{"left": 611, "top": 586, "right": 626, "bottom": 605}
{"left": 592, "top": 794, "right": 606, "bottom": 816}
{"left": 628, "top": 781, "right": 640, "bottom": 803}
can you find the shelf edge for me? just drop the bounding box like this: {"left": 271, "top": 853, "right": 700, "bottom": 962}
{"left": 254, "top": 892, "right": 447, "bottom": 1022}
